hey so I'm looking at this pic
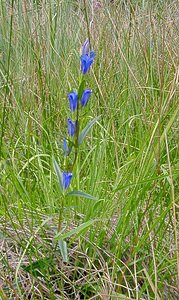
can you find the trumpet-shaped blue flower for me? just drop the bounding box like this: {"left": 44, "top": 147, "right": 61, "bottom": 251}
{"left": 80, "top": 51, "right": 96, "bottom": 74}
{"left": 82, "top": 38, "right": 89, "bottom": 55}
{"left": 68, "top": 91, "right": 78, "bottom": 111}
{"left": 63, "top": 172, "right": 73, "bottom": 189}
{"left": 68, "top": 119, "right": 77, "bottom": 136}
{"left": 81, "top": 89, "right": 91, "bottom": 107}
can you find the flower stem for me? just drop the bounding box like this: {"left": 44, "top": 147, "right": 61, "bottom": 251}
{"left": 54, "top": 194, "right": 65, "bottom": 251}
{"left": 71, "top": 76, "right": 84, "bottom": 171}
{"left": 83, "top": 0, "right": 91, "bottom": 49}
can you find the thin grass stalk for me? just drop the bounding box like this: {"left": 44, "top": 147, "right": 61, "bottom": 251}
{"left": 0, "top": 0, "right": 14, "bottom": 157}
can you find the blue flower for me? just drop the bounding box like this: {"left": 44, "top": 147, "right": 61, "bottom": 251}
{"left": 81, "top": 38, "right": 89, "bottom": 55}
{"left": 80, "top": 51, "right": 96, "bottom": 74}
{"left": 68, "top": 91, "right": 78, "bottom": 111}
{"left": 63, "top": 172, "right": 73, "bottom": 189}
{"left": 68, "top": 119, "right": 77, "bottom": 136}
{"left": 81, "top": 89, "right": 91, "bottom": 107}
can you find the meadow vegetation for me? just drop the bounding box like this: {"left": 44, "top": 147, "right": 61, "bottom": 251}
{"left": 0, "top": 0, "right": 178, "bottom": 299}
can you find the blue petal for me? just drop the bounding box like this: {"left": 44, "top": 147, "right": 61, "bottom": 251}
{"left": 63, "top": 172, "right": 73, "bottom": 189}
{"left": 68, "top": 91, "right": 78, "bottom": 111}
{"left": 68, "top": 119, "right": 77, "bottom": 136}
{"left": 81, "top": 89, "right": 91, "bottom": 107}
{"left": 80, "top": 52, "right": 96, "bottom": 74}
{"left": 68, "top": 119, "right": 75, "bottom": 136}
{"left": 90, "top": 51, "right": 96, "bottom": 59}
{"left": 80, "top": 55, "right": 88, "bottom": 74}
{"left": 82, "top": 38, "right": 89, "bottom": 55}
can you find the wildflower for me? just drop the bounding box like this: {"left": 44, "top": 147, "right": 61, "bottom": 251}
{"left": 81, "top": 89, "right": 91, "bottom": 107}
{"left": 81, "top": 38, "right": 89, "bottom": 55}
{"left": 80, "top": 51, "right": 96, "bottom": 74}
{"left": 63, "top": 172, "right": 73, "bottom": 189}
{"left": 68, "top": 119, "right": 77, "bottom": 136}
{"left": 68, "top": 91, "right": 78, "bottom": 112}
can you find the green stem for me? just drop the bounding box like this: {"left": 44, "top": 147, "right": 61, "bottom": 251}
{"left": 83, "top": 0, "right": 91, "bottom": 49}
{"left": 57, "top": 196, "right": 64, "bottom": 233}
{"left": 55, "top": 194, "right": 65, "bottom": 251}
{"left": 0, "top": 0, "right": 14, "bottom": 157}
{"left": 71, "top": 76, "right": 84, "bottom": 171}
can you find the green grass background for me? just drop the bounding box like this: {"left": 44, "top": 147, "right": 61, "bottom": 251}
{"left": 0, "top": 0, "right": 178, "bottom": 299}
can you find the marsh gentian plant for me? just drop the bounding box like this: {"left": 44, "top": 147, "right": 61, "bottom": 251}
{"left": 53, "top": 39, "right": 98, "bottom": 259}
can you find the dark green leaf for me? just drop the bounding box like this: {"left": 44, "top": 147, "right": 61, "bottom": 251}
{"left": 21, "top": 257, "right": 53, "bottom": 277}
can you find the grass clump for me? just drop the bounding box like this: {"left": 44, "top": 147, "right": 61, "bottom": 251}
{"left": 0, "top": 0, "right": 178, "bottom": 299}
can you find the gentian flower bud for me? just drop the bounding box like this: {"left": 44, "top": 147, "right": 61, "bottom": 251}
{"left": 68, "top": 91, "right": 78, "bottom": 111}
{"left": 63, "top": 172, "right": 73, "bottom": 189}
{"left": 80, "top": 51, "right": 96, "bottom": 74}
{"left": 68, "top": 119, "right": 77, "bottom": 136}
{"left": 82, "top": 38, "right": 89, "bottom": 55}
{"left": 81, "top": 89, "right": 91, "bottom": 107}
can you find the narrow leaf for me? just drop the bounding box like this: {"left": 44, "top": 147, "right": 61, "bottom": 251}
{"left": 67, "top": 190, "right": 97, "bottom": 201}
{"left": 143, "top": 267, "right": 161, "bottom": 300}
{"left": 55, "top": 219, "right": 96, "bottom": 240}
{"left": 78, "top": 79, "right": 86, "bottom": 99}
{"left": 58, "top": 240, "right": 68, "bottom": 262}
{"left": 78, "top": 116, "right": 100, "bottom": 145}
{"left": 53, "top": 157, "right": 63, "bottom": 192}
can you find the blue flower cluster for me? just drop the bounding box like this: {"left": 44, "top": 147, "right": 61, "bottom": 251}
{"left": 80, "top": 38, "right": 96, "bottom": 74}
{"left": 63, "top": 39, "right": 96, "bottom": 190}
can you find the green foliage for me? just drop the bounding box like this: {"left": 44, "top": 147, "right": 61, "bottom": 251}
{"left": 78, "top": 115, "right": 100, "bottom": 145}
{"left": 55, "top": 219, "right": 97, "bottom": 240}
{"left": 53, "top": 157, "right": 64, "bottom": 193}
{"left": 0, "top": 0, "right": 178, "bottom": 299}
{"left": 58, "top": 240, "right": 68, "bottom": 262}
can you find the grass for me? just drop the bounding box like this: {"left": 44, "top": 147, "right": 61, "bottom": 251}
{"left": 0, "top": 0, "right": 178, "bottom": 299}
